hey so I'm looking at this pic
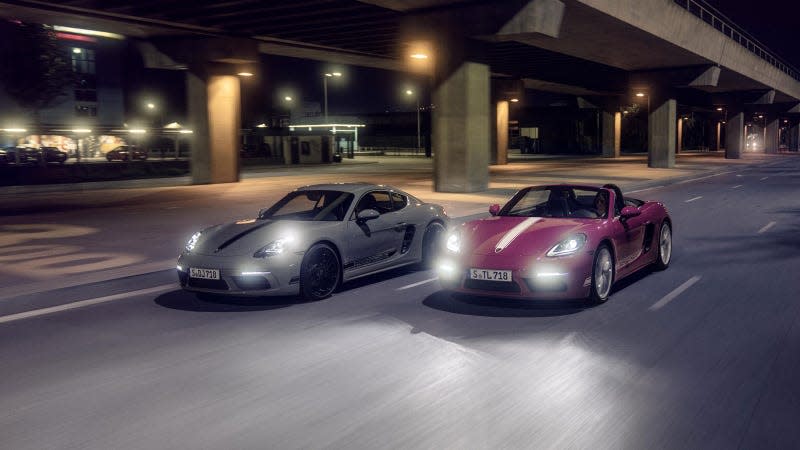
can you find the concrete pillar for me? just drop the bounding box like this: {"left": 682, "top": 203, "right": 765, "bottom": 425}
{"left": 433, "top": 61, "right": 490, "bottom": 192}
{"left": 791, "top": 124, "right": 800, "bottom": 151}
{"left": 765, "top": 118, "right": 779, "bottom": 154}
{"left": 601, "top": 111, "right": 621, "bottom": 158}
{"left": 492, "top": 100, "right": 509, "bottom": 165}
{"left": 716, "top": 122, "right": 722, "bottom": 151}
{"left": 187, "top": 72, "right": 241, "bottom": 184}
{"left": 647, "top": 99, "right": 677, "bottom": 168}
{"left": 676, "top": 117, "right": 683, "bottom": 154}
{"left": 725, "top": 112, "right": 744, "bottom": 159}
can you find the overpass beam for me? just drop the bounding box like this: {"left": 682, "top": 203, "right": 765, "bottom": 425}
{"left": 648, "top": 98, "right": 677, "bottom": 168}
{"left": 725, "top": 111, "right": 745, "bottom": 159}
{"left": 601, "top": 111, "right": 621, "bottom": 158}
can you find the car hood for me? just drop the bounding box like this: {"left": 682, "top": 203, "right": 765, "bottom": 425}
{"left": 192, "top": 219, "right": 341, "bottom": 257}
{"left": 462, "top": 216, "right": 596, "bottom": 257}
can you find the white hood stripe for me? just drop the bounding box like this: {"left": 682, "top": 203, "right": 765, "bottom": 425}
{"left": 495, "top": 217, "right": 541, "bottom": 252}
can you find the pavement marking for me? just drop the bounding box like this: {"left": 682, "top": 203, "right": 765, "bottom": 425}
{"left": 677, "top": 171, "right": 736, "bottom": 184}
{"left": 0, "top": 284, "right": 175, "bottom": 325}
{"left": 649, "top": 276, "right": 702, "bottom": 311}
{"left": 397, "top": 277, "right": 439, "bottom": 291}
{"left": 628, "top": 185, "right": 665, "bottom": 194}
{"left": 758, "top": 221, "right": 777, "bottom": 234}
{"left": 760, "top": 177, "right": 769, "bottom": 181}
{"left": 685, "top": 196, "right": 703, "bottom": 203}
{"left": 736, "top": 174, "right": 743, "bottom": 177}
{"left": 732, "top": 184, "right": 743, "bottom": 189}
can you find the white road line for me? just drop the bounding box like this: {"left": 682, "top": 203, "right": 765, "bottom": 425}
{"left": 732, "top": 184, "right": 743, "bottom": 189}
{"left": 758, "top": 221, "right": 776, "bottom": 234}
{"left": 760, "top": 177, "right": 769, "bottom": 181}
{"left": 685, "top": 196, "right": 703, "bottom": 203}
{"left": 677, "top": 171, "right": 736, "bottom": 184}
{"left": 736, "top": 174, "right": 743, "bottom": 177}
{"left": 0, "top": 284, "right": 175, "bottom": 325}
{"left": 397, "top": 277, "right": 438, "bottom": 291}
{"left": 628, "top": 185, "right": 665, "bottom": 194}
{"left": 649, "top": 276, "right": 702, "bottom": 311}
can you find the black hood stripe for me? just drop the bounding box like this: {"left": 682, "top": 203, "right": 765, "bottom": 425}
{"left": 214, "top": 220, "right": 275, "bottom": 253}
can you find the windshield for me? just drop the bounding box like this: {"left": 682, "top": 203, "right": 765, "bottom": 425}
{"left": 500, "top": 187, "right": 609, "bottom": 219}
{"left": 259, "top": 190, "right": 355, "bottom": 221}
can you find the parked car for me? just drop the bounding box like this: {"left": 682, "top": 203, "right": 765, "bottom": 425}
{"left": 3, "top": 147, "right": 40, "bottom": 165}
{"left": 106, "top": 145, "right": 148, "bottom": 161}
{"left": 438, "top": 183, "right": 672, "bottom": 304}
{"left": 177, "top": 183, "right": 448, "bottom": 301}
{"left": 40, "top": 147, "right": 68, "bottom": 164}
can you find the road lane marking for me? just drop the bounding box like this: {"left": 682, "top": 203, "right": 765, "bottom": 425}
{"left": 628, "top": 185, "right": 665, "bottom": 194}
{"left": 397, "top": 277, "right": 438, "bottom": 291}
{"left": 758, "top": 221, "right": 776, "bottom": 234}
{"left": 736, "top": 174, "right": 743, "bottom": 177}
{"left": 0, "top": 284, "right": 175, "bottom": 324}
{"left": 685, "top": 196, "right": 703, "bottom": 203}
{"left": 649, "top": 276, "right": 702, "bottom": 311}
{"left": 732, "top": 184, "right": 743, "bottom": 189}
{"left": 760, "top": 177, "right": 768, "bottom": 181}
{"left": 677, "top": 171, "right": 736, "bottom": 184}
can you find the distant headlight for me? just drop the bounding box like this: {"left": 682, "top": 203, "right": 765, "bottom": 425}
{"left": 446, "top": 232, "right": 460, "bottom": 253}
{"left": 185, "top": 231, "right": 202, "bottom": 252}
{"left": 546, "top": 233, "right": 587, "bottom": 257}
{"left": 253, "top": 237, "right": 292, "bottom": 258}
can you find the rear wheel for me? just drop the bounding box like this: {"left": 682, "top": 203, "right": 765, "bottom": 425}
{"left": 588, "top": 244, "right": 614, "bottom": 304}
{"left": 653, "top": 221, "right": 672, "bottom": 270}
{"left": 418, "top": 221, "right": 446, "bottom": 269}
{"left": 299, "top": 243, "right": 340, "bottom": 301}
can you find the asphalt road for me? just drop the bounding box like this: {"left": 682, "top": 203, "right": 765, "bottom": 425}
{"left": 1, "top": 156, "right": 799, "bottom": 449}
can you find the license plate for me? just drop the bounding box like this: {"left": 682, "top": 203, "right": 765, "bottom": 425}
{"left": 190, "top": 268, "right": 220, "bottom": 280}
{"left": 470, "top": 269, "right": 512, "bottom": 282}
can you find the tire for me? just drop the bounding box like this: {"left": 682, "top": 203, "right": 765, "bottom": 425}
{"left": 418, "top": 221, "right": 446, "bottom": 269}
{"left": 588, "top": 244, "right": 614, "bottom": 304}
{"left": 299, "top": 243, "right": 340, "bottom": 301}
{"left": 653, "top": 221, "right": 672, "bottom": 271}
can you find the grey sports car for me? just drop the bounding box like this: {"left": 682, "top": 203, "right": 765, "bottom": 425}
{"left": 177, "top": 183, "right": 448, "bottom": 301}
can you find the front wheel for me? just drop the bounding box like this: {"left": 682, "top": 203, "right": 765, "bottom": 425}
{"left": 418, "top": 221, "right": 446, "bottom": 269}
{"left": 588, "top": 244, "right": 614, "bottom": 304}
{"left": 653, "top": 222, "right": 672, "bottom": 270}
{"left": 299, "top": 243, "right": 340, "bottom": 301}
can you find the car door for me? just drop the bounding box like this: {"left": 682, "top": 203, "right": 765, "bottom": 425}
{"left": 343, "top": 190, "right": 407, "bottom": 277}
{"left": 610, "top": 195, "right": 647, "bottom": 275}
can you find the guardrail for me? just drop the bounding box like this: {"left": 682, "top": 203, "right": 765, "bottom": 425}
{"left": 674, "top": 0, "right": 800, "bottom": 81}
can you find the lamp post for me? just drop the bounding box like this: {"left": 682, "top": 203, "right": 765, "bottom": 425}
{"left": 323, "top": 72, "right": 341, "bottom": 122}
{"left": 406, "top": 89, "right": 421, "bottom": 152}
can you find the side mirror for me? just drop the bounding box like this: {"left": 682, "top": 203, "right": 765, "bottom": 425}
{"left": 489, "top": 204, "right": 501, "bottom": 216}
{"left": 620, "top": 206, "right": 641, "bottom": 218}
{"left": 357, "top": 209, "right": 380, "bottom": 221}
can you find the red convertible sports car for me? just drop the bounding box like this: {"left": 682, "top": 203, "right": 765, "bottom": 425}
{"left": 438, "top": 184, "right": 672, "bottom": 303}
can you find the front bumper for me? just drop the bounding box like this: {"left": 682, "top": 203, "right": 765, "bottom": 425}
{"left": 177, "top": 252, "right": 301, "bottom": 297}
{"left": 437, "top": 251, "right": 594, "bottom": 300}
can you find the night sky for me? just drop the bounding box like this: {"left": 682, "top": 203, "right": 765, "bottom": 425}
{"left": 704, "top": 0, "right": 800, "bottom": 69}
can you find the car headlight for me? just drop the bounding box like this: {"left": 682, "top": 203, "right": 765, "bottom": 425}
{"left": 253, "top": 238, "right": 292, "bottom": 258}
{"left": 546, "top": 234, "right": 587, "bottom": 257}
{"left": 185, "top": 231, "right": 202, "bottom": 252}
{"left": 446, "top": 232, "right": 461, "bottom": 253}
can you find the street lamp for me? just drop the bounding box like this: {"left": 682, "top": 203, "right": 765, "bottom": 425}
{"left": 323, "top": 72, "right": 342, "bottom": 122}
{"left": 406, "top": 89, "right": 421, "bottom": 152}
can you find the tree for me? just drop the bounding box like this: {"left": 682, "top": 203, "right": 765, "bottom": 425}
{"left": 0, "top": 20, "right": 75, "bottom": 163}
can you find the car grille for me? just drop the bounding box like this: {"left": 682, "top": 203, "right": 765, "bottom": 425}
{"left": 464, "top": 279, "right": 522, "bottom": 293}
{"left": 187, "top": 278, "right": 230, "bottom": 290}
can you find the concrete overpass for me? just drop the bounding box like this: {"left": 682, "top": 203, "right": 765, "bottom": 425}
{"left": 1, "top": 0, "right": 798, "bottom": 191}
